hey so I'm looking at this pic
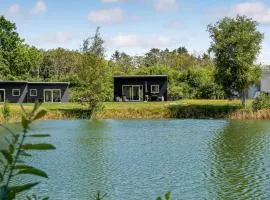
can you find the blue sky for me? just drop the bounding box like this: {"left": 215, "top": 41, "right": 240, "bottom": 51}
{"left": 1, "top": 0, "right": 270, "bottom": 63}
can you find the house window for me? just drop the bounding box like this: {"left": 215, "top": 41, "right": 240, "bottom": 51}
{"left": 30, "top": 89, "right": 37, "bottom": 96}
{"left": 151, "top": 85, "right": 160, "bottom": 94}
{"left": 12, "top": 89, "right": 20, "bottom": 96}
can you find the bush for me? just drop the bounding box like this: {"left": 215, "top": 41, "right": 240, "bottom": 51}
{"left": 1, "top": 102, "right": 10, "bottom": 123}
{"left": 252, "top": 93, "right": 270, "bottom": 111}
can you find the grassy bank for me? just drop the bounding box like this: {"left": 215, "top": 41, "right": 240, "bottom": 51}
{"left": 1, "top": 99, "right": 269, "bottom": 122}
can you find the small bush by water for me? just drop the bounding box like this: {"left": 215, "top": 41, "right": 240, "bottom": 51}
{"left": 252, "top": 93, "right": 270, "bottom": 111}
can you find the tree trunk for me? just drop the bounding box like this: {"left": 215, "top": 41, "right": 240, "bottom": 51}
{"left": 240, "top": 90, "right": 247, "bottom": 107}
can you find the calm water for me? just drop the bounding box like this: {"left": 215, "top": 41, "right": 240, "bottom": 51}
{"left": 1, "top": 119, "right": 270, "bottom": 199}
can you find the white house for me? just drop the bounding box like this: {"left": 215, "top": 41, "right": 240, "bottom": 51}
{"left": 248, "top": 70, "right": 270, "bottom": 99}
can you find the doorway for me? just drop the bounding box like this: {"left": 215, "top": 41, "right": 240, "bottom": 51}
{"left": 44, "top": 89, "right": 61, "bottom": 103}
{"left": 0, "top": 89, "right": 5, "bottom": 103}
{"left": 122, "top": 85, "right": 143, "bottom": 101}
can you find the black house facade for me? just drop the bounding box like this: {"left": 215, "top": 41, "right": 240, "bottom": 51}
{"left": 0, "top": 81, "right": 69, "bottom": 103}
{"left": 114, "top": 75, "right": 168, "bottom": 101}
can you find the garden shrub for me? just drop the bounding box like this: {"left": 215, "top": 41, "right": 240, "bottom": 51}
{"left": 252, "top": 92, "right": 270, "bottom": 111}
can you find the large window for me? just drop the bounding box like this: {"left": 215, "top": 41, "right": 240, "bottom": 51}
{"left": 12, "top": 89, "right": 20, "bottom": 96}
{"left": 44, "top": 89, "right": 61, "bottom": 103}
{"left": 151, "top": 85, "right": 160, "bottom": 94}
{"left": 122, "top": 85, "right": 143, "bottom": 101}
{"left": 30, "top": 89, "right": 37, "bottom": 96}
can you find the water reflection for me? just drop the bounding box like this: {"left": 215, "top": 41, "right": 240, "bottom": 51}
{"left": 209, "top": 121, "right": 270, "bottom": 199}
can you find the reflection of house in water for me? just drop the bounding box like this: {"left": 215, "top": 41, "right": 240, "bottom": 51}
{"left": 248, "top": 70, "right": 270, "bottom": 98}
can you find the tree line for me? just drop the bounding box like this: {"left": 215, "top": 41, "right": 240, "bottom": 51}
{"left": 0, "top": 15, "right": 264, "bottom": 105}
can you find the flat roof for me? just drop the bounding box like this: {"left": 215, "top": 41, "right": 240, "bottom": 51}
{"left": 0, "top": 81, "right": 70, "bottom": 85}
{"left": 114, "top": 75, "right": 168, "bottom": 78}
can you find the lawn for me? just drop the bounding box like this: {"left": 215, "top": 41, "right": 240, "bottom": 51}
{"left": 0, "top": 99, "right": 256, "bottom": 122}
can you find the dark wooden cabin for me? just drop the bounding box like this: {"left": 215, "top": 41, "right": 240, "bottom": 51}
{"left": 0, "top": 81, "right": 69, "bottom": 103}
{"left": 114, "top": 75, "right": 168, "bottom": 102}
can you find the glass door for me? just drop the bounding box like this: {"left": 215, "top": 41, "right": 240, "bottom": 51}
{"left": 122, "top": 85, "right": 143, "bottom": 101}
{"left": 44, "top": 90, "right": 61, "bottom": 102}
{"left": 44, "top": 90, "right": 52, "bottom": 102}
{"left": 0, "top": 90, "right": 5, "bottom": 103}
{"left": 122, "top": 86, "right": 132, "bottom": 101}
{"left": 132, "top": 86, "right": 140, "bottom": 101}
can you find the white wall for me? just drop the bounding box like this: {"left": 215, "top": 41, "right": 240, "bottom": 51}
{"left": 261, "top": 71, "right": 270, "bottom": 93}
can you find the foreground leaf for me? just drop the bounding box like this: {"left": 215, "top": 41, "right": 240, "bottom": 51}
{"left": 17, "top": 168, "right": 48, "bottom": 178}
{"left": 21, "top": 115, "right": 30, "bottom": 129}
{"left": 28, "top": 134, "right": 51, "bottom": 138}
{"left": 8, "top": 182, "right": 40, "bottom": 197}
{"left": 14, "top": 165, "right": 34, "bottom": 170}
{"left": 0, "top": 150, "right": 13, "bottom": 164}
{"left": 165, "top": 192, "right": 170, "bottom": 200}
{"left": 21, "top": 144, "right": 56, "bottom": 151}
{"left": 33, "top": 110, "right": 47, "bottom": 121}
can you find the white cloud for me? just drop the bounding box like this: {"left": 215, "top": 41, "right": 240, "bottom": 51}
{"left": 233, "top": 2, "right": 270, "bottom": 24}
{"left": 30, "top": 0, "right": 47, "bottom": 15}
{"left": 88, "top": 7, "right": 124, "bottom": 24}
{"left": 32, "top": 32, "right": 72, "bottom": 45}
{"left": 154, "top": 0, "right": 178, "bottom": 11}
{"left": 111, "top": 34, "right": 139, "bottom": 46}
{"left": 109, "top": 34, "right": 174, "bottom": 48}
{"left": 4, "top": 4, "right": 21, "bottom": 17}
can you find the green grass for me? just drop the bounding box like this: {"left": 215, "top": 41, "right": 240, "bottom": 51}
{"left": 0, "top": 99, "right": 257, "bottom": 122}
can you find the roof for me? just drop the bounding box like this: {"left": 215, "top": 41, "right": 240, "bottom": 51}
{"left": 113, "top": 75, "right": 168, "bottom": 79}
{"left": 0, "top": 81, "right": 70, "bottom": 85}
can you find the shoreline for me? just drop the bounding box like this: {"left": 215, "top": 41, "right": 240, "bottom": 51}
{"left": 1, "top": 101, "right": 270, "bottom": 123}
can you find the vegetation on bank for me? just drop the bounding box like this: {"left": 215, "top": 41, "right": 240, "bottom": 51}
{"left": 2, "top": 100, "right": 270, "bottom": 122}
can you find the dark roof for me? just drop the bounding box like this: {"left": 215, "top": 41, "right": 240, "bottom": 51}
{"left": 114, "top": 75, "right": 168, "bottom": 79}
{"left": 0, "top": 81, "right": 70, "bottom": 85}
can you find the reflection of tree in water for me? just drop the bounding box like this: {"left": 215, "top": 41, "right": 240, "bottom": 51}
{"left": 208, "top": 121, "right": 270, "bottom": 199}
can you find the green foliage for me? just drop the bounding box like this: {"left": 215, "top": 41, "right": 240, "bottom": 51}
{"left": 75, "top": 54, "right": 110, "bottom": 118}
{"left": 26, "top": 194, "right": 49, "bottom": 200}
{"left": 0, "top": 102, "right": 55, "bottom": 199}
{"left": 91, "top": 191, "right": 107, "bottom": 200}
{"left": 82, "top": 27, "right": 105, "bottom": 58}
{"left": 1, "top": 103, "right": 10, "bottom": 123}
{"left": 252, "top": 93, "right": 270, "bottom": 111}
{"left": 208, "top": 15, "right": 263, "bottom": 105}
{"left": 0, "top": 16, "right": 43, "bottom": 80}
{"left": 156, "top": 192, "right": 171, "bottom": 200}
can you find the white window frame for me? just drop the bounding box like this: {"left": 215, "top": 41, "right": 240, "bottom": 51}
{"left": 30, "top": 89, "right": 37, "bottom": 97}
{"left": 12, "top": 89, "right": 20, "bottom": 97}
{"left": 122, "top": 85, "right": 143, "bottom": 102}
{"left": 0, "top": 89, "right": 5, "bottom": 103}
{"left": 151, "top": 85, "right": 160, "bottom": 94}
{"left": 43, "top": 89, "right": 62, "bottom": 103}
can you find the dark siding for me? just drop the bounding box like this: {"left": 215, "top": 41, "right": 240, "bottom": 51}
{"left": 0, "top": 82, "right": 69, "bottom": 103}
{"left": 0, "top": 83, "right": 28, "bottom": 103}
{"left": 28, "top": 83, "right": 69, "bottom": 103}
{"left": 114, "top": 76, "right": 168, "bottom": 101}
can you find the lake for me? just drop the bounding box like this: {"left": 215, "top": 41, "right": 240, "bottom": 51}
{"left": 1, "top": 119, "right": 270, "bottom": 199}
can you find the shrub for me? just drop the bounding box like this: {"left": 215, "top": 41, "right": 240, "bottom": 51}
{"left": 252, "top": 93, "right": 270, "bottom": 111}
{"left": 1, "top": 102, "right": 10, "bottom": 123}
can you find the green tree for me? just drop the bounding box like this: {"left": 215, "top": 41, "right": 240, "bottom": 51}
{"left": 208, "top": 15, "right": 263, "bottom": 106}
{"left": 82, "top": 27, "right": 105, "bottom": 58}
{"left": 76, "top": 54, "right": 111, "bottom": 118}
{"left": 0, "top": 16, "right": 43, "bottom": 80}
